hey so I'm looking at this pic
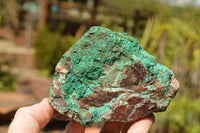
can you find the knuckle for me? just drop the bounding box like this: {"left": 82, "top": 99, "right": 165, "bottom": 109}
{"left": 15, "top": 107, "right": 30, "bottom": 116}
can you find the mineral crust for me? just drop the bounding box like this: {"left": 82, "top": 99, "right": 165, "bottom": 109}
{"left": 49, "top": 26, "right": 179, "bottom": 126}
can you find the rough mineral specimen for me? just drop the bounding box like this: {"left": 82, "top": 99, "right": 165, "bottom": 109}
{"left": 49, "top": 26, "right": 179, "bottom": 126}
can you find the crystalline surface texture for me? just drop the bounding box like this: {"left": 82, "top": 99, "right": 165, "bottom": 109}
{"left": 49, "top": 26, "right": 179, "bottom": 126}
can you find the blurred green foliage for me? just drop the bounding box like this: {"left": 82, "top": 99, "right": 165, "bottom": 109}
{"left": 140, "top": 7, "right": 200, "bottom": 94}
{"left": 100, "top": 16, "right": 124, "bottom": 32}
{"left": 0, "top": 0, "right": 20, "bottom": 29}
{"left": 153, "top": 94, "right": 200, "bottom": 133}
{"left": 35, "top": 23, "right": 78, "bottom": 76}
{"left": 0, "top": 58, "right": 17, "bottom": 92}
{"left": 0, "top": 13, "right": 2, "bottom": 27}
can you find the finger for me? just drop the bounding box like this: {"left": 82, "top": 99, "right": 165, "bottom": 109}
{"left": 8, "top": 98, "right": 54, "bottom": 133}
{"left": 100, "top": 121, "right": 124, "bottom": 133}
{"left": 125, "top": 114, "right": 155, "bottom": 133}
{"left": 85, "top": 127, "right": 100, "bottom": 133}
{"left": 64, "top": 120, "right": 85, "bottom": 133}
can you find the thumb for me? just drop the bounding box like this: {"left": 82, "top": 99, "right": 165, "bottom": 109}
{"left": 8, "top": 98, "right": 54, "bottom": 133}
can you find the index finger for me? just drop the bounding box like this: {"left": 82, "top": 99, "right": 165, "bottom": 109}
{"left": 125, "top": 114, "right": 155, "bottom": 133}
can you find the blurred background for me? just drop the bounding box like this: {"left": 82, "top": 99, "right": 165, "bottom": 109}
{"left": 0, "top": 0, "right": 200, "bottom": 132}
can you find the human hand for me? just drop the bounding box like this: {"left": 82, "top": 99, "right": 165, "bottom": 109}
{"left": 65, "top": 114, "right": 155, "bottom": 133}
{"left": 8, "top": 98, "right": 54, "bottom": 133}
{"left": 8, "top": 98, "right": 154, "bottom": 133}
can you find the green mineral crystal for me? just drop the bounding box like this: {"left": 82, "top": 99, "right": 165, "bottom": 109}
{"left": 49, "top": 26, "right": 179, "bottom": 126}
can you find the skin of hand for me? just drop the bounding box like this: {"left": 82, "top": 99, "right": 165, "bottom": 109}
{"left": 8, "top": 98, "right": 155, "bottom": 133}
